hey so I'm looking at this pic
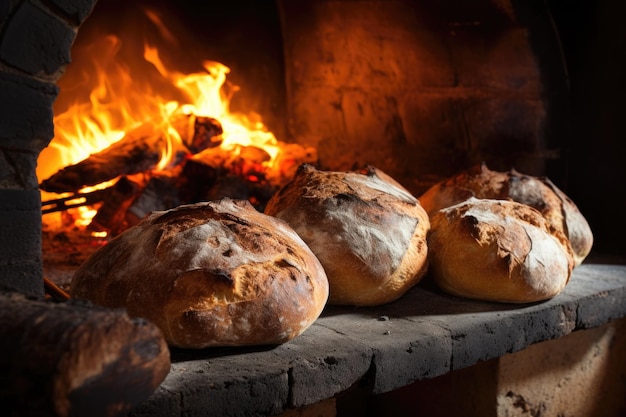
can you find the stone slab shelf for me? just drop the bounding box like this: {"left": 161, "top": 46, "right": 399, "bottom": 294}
{"left": 130, "top": 263, "right": 626, "bottom": 417}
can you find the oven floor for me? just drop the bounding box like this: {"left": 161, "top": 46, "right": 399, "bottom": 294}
{"left": 130, "top": 263, "right": 626, "bottom": 416}
{"left": 41, "top": 228, "right": 626, "bottom": 417}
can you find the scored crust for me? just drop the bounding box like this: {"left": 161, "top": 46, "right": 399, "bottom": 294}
{"left": 428, "top": 198, "right": 575, "bottom": 303}
{"left": 265, "top": 164, "right": 430, "bottom": 306}
{"left": 418, "top": 162, "right": 593, "bottom": 265}
{"left": 70, "top": 198, "right": 329, "bottom": 349}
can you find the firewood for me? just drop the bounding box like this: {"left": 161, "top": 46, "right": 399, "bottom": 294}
{"left": 186, "top": 115, "right": 224, "bottom": 153}
{"left": 0, "top": 291, "right": 170, "bottom": 417}
{"left": 89, "top": 176, "right": 146, "bottom": 235}
{"left": 177, "top": 156, "right": 220, "bottom": 203}
{"left": 206, "top": 175, "right": 251, "bottom": 202}
{"left": 125, "top": 173, "right": 180, "bottom": 225}
{"left": 41, "top": 189, "right": 110, "bottom": 214}
{"left": 39, "top": 114, "right": 222, "bottom": 193}
{"left": 43, "top": 277, "right": 70, "bottom": 301}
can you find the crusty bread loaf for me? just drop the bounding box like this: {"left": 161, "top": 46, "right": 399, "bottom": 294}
{"left": 418, "top": 163, "right": 593, "bottom": 265}
{"left": 428, "top": 198, "right": 575, "bottom": 303}
{"left": 264, "top": 164, "right": 430, "bottom": 306}
{"left": 70, "top": 199, "right": 329, "bottom": 349}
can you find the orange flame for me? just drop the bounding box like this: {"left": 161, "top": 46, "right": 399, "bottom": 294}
{"left": 38, "top": 14, "right": 282, "bottom": 229}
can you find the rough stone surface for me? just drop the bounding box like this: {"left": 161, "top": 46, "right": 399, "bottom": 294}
{"left": 0, "top": 149, "right": 38, "bottom": 189}
{"left": 0, "top": 189, "right": 44, "bottom": 296}
{"left": 143, "top": 348, "right": 290, "bottom": 417}
{"left": 128, "top": 265, "right": 626, "bottom": 417}
{"left": 47, "top": 0, "right": 98, "bottom": 25}
{"left": 278, "top": 0, "right": 559, "bottom": 196}
{"left": 567, "top": 264, "right": 626, "bottom": 328}
{"left": 279, "top": 324, "right": 372, "bottom": 407}
{"left": 0, "top": 1, "right": 76, "bottom": 76}
{"left": 0, "top": 72, "right": 58, "bottom": 151}
{"left": 444, "top": 300, "right": 577, "bottom": 370}
{"left": 319, "top": 303, "right": 452, "bottom": 394}
{"left": 497, "top": 318, "right": 626, "bottom": 417}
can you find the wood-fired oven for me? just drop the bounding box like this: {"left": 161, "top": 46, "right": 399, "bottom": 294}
{"left": 1, "top": 0, "right": 626, "bottom": 415}
{"left": 1, "top": 0, "right": 625, "bottom": 296}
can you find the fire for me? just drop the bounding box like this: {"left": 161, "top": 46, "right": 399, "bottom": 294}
{"left": 143, "top": 47, "right": 281, "bottom": 162}
{"left": 38, "top": 20, "right": 283, "bottom": 230}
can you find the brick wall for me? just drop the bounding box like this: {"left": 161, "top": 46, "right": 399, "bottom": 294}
{"left": 278, "top": 0, "right": 569, "bottom": 196}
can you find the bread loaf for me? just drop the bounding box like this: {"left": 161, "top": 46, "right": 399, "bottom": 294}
{"left": 70, "top": 199, "right": 329, "bottom": 349}
{"left": 418, "top": 163, "right": 593, "bottom": 265}
{"left": 264, "top": 164, "right": 430, "bottom": 306}
{"left": 428, "top": 198, "right": 575, "bottom": 303}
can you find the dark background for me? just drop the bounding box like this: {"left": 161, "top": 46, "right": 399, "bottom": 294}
{"left": 547, "top": 0, "right": 626, "bottom": 257}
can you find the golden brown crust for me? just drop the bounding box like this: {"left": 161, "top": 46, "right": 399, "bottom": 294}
{"left": 265, "top": 164, "right": 430, "bottom": 306}
{"left": 70, "top": 199, "right": 329, "bottom": 349}
{"left": 418, "top": 163, "right": 593, "bottom": 265}
{"left": 428, "top": 198, "right": 575, "bottom": 303}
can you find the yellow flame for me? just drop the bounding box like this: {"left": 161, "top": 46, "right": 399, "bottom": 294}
{"left": 38, "top": 13, "right": 283, "bottom": 229}
{"left": 144, "top": 45, "right": 281, "bottom": 163}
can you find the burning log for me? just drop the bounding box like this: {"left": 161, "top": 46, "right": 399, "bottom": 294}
{"left": 0, "top": 291, "right": 170, "bottom": 417}
{"left": 41, "top": 123, "right": 319, "bottom": 235}
{"left": 41, "top": 189, "right": 110, "bottom": 215}
{"left": 206, "top": 175, "right": 252, "bottom": 201}
{"left": 125, "top": 173, "right": 180, "bottom": 226}
{"left": 89, "top": 176, "right": 146, "bottom": 235}
{"left": 177, "top": 157, "right": 220, "bottom": 203}
{"left": 39, "top": 114, "right": 222, "bottom": 193}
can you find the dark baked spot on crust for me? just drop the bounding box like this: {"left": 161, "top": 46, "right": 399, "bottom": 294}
{"left": 462, "top": 214, "right": 481, "bottom": 239}
{"left": 335, "top": 192, "right": 359, "bottom": 202}
{"left": 211, "top": 270, "right": 235, "bottom": 286}
{"left": 275, "top": 258, "right": 302, "bottom": 278}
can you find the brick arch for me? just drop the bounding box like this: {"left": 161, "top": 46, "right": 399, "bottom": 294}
{"left": 0, "top": 0, "right": 98, "bottom": 295}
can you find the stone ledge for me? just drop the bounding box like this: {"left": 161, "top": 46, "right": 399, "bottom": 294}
{"left": 130, "top": 263, "right": 626, "bottom": 417}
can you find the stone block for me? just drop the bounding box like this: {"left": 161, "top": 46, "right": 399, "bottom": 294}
{"left": 279, "top": 324, "right": 372, "bottom": 408}
{"left": 0, "top": 1, "right": 75, "bottom": 76}
{"left": 135, "top": 352, "right": 290, "bottom": 417}
{"left": 0, "top": 149, "right": 40, "bottom": 189}
{"left": 0, "top": 262, "right": 44, "bottom": 296}
{"left": 563, "top": 264, "right": 626, "bottom": 329}
{"left": 497, "top": 318, "right": 626, "bottom": 417}
{"left": 0, "top": 189, "right": 43, "bottom": 296}
{"left": 47, "top": 0, "right": 98, "bottom": 25}
{"left": 0, "top": 189, "right": 42, "bottom": 260}
{"left": 318, "top": 301, "right": 452, "bottom": 394}
{"left": 0, "top": 72, "right": 57, "bottom": 152}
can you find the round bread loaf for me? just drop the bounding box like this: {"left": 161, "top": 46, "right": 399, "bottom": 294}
{"left": 418, "top": 163, "right": 593, "bottom": 265}
{"left": 428, "top": 198, "right": 575, "bottom": 303}
{"left": 264, "top": 164, "right": 430, "bottom": 306}
{"left": 70, "top": 198, "right": 329, "bottom": 349}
